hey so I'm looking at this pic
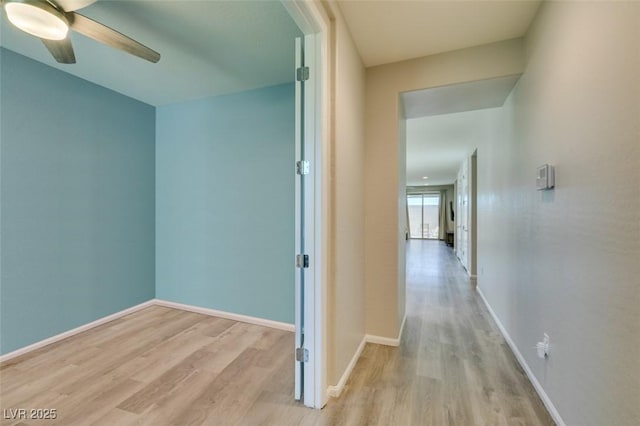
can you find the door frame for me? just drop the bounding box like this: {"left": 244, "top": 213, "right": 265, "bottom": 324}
{"left": 282, "top": 0, "right": 328, "bottom": 409}
{"left": 407, "top": 192, "right": 442, "bottom": 240}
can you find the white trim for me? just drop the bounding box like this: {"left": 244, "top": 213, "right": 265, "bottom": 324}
{"left": 398, "top": 313, "right": 407, "bottom": 341}
{"left": 152, "top": 299, "right": 295, "bottom": 332}
{"left": 327, "top": 314, "right": 408, "bottom": 398}
{"left": 0, "top": 300, "right": 155, "bottom": 363}
{"left": 327, "top": 336, "right": 366, "bottom": 398}
{"left": 311, "top": 27, "right": 328, "bottom": 409}
{"left": 0, "top": 298, "right": 298, "bottom": 364}
{"left": 293, "top": 34, "right": 304, "bottom": 403}
{"left": 302, "top": 32, "right": 317, "bottom": 409}
{"left": 282, "top": 0, "right": 323, "bottom": 34}
{"left": 314, "top": 11, "right": 330, "bottom": 409}
{"left": 476, "top": 286, "right": 566, "bottom": 426}
{"left": 365, "top": 314, "right": 407, "bottom": 347}
{"left": 285, "top": 0, "right": 329, "bottom": 409}
{"left": 365, "top": 335, "right": 400, "bottom": 346}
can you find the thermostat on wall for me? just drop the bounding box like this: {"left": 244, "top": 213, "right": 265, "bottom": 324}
{"left": 536, "top": 164, "right": 555, "bottom": 190}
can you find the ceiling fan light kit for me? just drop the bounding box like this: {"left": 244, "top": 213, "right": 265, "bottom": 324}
{"left": 5, "top": 0, "right": 68, "bottom": 40}
{"left": 1, "top": 0, "right": 160, "bottom": 64}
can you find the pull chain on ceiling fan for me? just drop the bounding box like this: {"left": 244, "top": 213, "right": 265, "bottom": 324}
{"left": 1, "top": 0, "right": 160, "bottom": 64}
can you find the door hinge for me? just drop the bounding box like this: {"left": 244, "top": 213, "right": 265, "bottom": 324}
{"left": 295, "top": 347, "right": 309, "bottom": 362}
{"left": 296, "top": 254, "right": 309, "bottom": 268}
{"left": 296, "top": 66, "right": 310, "bottom": 82}
{"left": 296, "top": 160, "right": 310, "bottom": 175}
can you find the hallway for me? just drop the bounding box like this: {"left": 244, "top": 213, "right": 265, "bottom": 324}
{"left": 322, "top": 240, "right": 555, "bottom": 425}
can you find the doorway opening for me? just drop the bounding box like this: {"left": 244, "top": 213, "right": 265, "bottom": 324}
{"left": 407, "top": 193, "right": 441, "bottom": 239}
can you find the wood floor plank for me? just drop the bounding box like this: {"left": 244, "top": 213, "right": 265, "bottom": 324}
{"left": 132, "top": 369, "right": 219, "bottom": 426}
{"left": 117, "top": 349, "right": 210, "bottom": 414}
{"left": 88, "top": 408, "right": 140, "bottom": 426}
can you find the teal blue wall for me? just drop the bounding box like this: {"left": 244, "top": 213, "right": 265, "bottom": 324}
{"left": 0, "top": 49, "right": 156, "bottom": 354}
{"left": 156, "top": 84, "right": 295, "bottom": 324}
{"left": 0, "top": 49, "right": 294, "bottom": 355}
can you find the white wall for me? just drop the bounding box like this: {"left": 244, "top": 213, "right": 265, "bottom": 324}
{"left": 327, "top": 3, "right": 367, "bottom": 386}
{"left": 477, "top": 2, "right": 640, "bottom": 425}
{"left": 301, "top": 0, "right": 368, "bottom": 390}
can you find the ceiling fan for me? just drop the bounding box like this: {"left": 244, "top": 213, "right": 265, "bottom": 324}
{"left": 0, "top": 0, "right": 160, "bottom": 64}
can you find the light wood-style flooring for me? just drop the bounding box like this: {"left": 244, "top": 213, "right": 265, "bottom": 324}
{"left": 318, "top": 240, "right": 555, "bottom": 425}
{"left": 0, "top": 240, "right": 554, "bottom": 425}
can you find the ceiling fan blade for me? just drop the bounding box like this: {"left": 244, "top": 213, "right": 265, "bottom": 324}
{"left": 52, "top": 0, "right": 97, "bottom": 12}
{"left": 68, "top": 12, "right": 160, "bottom": 63}
{"left": 41, "top": 37, "right": 76, "bottom": 64}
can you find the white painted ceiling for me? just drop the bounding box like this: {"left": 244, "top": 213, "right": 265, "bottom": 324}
{"left": 0, "top": 0, "right": 302, "bottom": 106}
{"left": 406, "top": 107, "right": 502, "bottom": 187}
{"left": 404, "top": 77, "right": 520, "bottom": 186}
{"left": 337, "top": 0, "right": 541, "bottom": 67}
{"left": 401, "top": 75, "right": 520, "bottom": 119}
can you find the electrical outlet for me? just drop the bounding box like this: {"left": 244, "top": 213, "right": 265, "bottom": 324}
{"left": 536, "top": 333, "right": 550, "bottom": 359}
{"left": 543, "top": 333, "right": 550, "bottom": 349}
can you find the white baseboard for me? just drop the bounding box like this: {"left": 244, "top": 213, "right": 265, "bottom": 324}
{"left": 365, "top": 313, "right": 406, "bottom": 347}
{"left": 476, "top": 286, "right": 566, "bottom": 426}
{"left": 0, "top": 300, "right": 155, "bottom": 363}
{"left": 327, "top": 336, "right": 366, "bottom": 398}
{"left": 152, "top": 299, "right": 295, "bottom": 332}
{"left": 327, "top": 315, "right": 407, "bottom": 398}
{"left": 1, "top": 298, "right": 295, "bottom": 363}
{"left": 398, "top": 313, "right": 407, "bottom": 341}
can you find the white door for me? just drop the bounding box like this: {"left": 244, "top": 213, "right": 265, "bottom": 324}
{"left": 294, "top": 35, "right": 316, "bottom": 407}
{"left": 456, "top": 159, "right": 469, "bottom": 271}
